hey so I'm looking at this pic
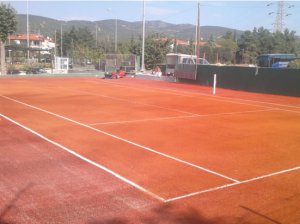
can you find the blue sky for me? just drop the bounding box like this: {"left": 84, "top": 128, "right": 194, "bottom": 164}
{"left": 6, "top": 1, "right": 300, "bottom": 34}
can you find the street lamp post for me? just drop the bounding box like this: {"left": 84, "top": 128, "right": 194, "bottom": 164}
{"left": 54, "top": 30, "right": 57, "bottom": 56}
{"left": 95, "top": 24, "right": 102, "bottom": 48}
{"left": 60, "top": 24, "right": 63, "bottom": 57}
{"left": 196, "top": 1, "right": 200, "bottom": 58}
{"left": 26, "top": 0, "right": 30, "bottom": 62}
{"left": 95, "top": 24, "right": 98, "bottom": 48}
{"left": 60, "top": 22, "right": 67, "bottom": 57}
{"left": 141, "top": 0, "right": 145, "bottom": 72}
{"left": 115, "top": 15, "right": 117, "bottom": 53}
{"left": 107, "top": 8, "right": 117, "bottom": 53}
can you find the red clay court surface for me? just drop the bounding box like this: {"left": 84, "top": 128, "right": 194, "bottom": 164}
{"left": 0, "top": 76, "right": 299, "bottom": 224}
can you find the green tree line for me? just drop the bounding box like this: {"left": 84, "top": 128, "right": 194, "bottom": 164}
{"left": 1, "top": 2, "right": 300, "bottom": 73}
{"left": 0, "top": 3, "right": 17, "bottom": 75}
{"left": 238, "top": 27, "right": 300, "bottom": 64}
{"left": 60, "top": 26, "right": 299, "bottom": 67}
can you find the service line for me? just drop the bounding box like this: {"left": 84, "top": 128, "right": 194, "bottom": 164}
{"left": 89, "top": 108, "right": 275, "bottom": 126}
{"left": 2, "top": 95, "right": 298, "bottom": 204}
{"left": 89, "top": 115, "right": 198, "bottom": 125}
{"left": 165, "top": 166, "right": 300, "bottom": 202}
{"left": 49, "top": 85, "right": 277, "bottom": 125}
{"left": 95, "top": 79, "right": 300, "bottom": 113}
{"left": 1, "top": 95, "right": 239, "bottom": 183}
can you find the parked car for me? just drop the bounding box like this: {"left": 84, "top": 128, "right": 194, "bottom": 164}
{"left": 26, "top": 68, "right": 47, "bottom": 74}
{"left": 8, "top": 69, "right": 21, "bottom": 75}
{"left": 7, "top": 69, "right": 27, "bottom": 75}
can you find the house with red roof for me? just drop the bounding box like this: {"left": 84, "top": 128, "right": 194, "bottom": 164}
{"left": 8, "top": 34, "right": 55, "bottom": 53}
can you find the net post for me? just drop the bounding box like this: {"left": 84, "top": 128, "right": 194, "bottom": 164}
{"left": 213, "top": 74, "right": 217, "bottom": 95}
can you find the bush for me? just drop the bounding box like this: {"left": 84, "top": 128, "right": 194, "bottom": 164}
{"left": 288, "top": 59, "right": 300, "bottom": 69}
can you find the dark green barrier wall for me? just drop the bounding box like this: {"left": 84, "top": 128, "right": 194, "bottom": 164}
{"left": 178, "top": 65, "right": 300, "bottom": 97}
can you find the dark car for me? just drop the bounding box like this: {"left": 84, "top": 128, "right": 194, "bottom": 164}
{"left": 8, "top": 69, "right": 20, "bottom": 75}
{"left": 26, "top": 68, "right": 47, "bottom": 74}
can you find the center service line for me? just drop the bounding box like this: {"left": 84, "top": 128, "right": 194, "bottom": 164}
{"left": 166, "top": 166, "right": 300, "bottom": 202}
{"left": 1, "top": 95, "right": 239, "bottom": 183}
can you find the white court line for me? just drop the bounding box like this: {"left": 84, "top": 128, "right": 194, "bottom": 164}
{"left": 89, "top": 115, "right": 198, "bottom": 125}
{"left": 52, "top": 86, "right": 278, "bottom": 124}
{"left": 57, "top": 87, "right": 199, "bottom": 116}
{"left": 1, "top": 95, "right": 239, "bottom": 183}
{"left": 95, "top": 80, "right": 300, "bottom": 113}
{"left": 165, "top": 166, "right": 300, "bottom": 202}
{"left": 0, "top": 113, "right": 165, "bottom": 202}
{"left": 89, "top": 108, "right": 275, "bottom": 126}
{"left": 101, "top": 79, "right": 300, "bottom": 109}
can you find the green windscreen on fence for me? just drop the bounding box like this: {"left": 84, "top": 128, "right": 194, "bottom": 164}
{"left": 178, "top": 65, "right": 300, "bottom": 97}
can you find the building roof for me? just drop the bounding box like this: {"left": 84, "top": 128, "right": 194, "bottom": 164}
{"left": 9, "top": 34, "right": 53, "bottom": 42}
{"left": 192, "top": 41, "right": 208, "bottom": 46}
{"left": 175, "top": 39, "right": 190, "bottom": 45}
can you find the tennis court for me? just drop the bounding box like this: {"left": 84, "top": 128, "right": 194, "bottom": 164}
{"left": 1, "top": 76, "right": 299, "bottom": 223}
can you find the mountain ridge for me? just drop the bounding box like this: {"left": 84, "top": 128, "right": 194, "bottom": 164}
{"left": 16, "top": 14, "right": 244, "bottom": 41}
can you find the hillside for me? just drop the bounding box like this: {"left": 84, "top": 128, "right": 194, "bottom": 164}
{"left": 16, "top": 14, "right": 244, "bottom": 41}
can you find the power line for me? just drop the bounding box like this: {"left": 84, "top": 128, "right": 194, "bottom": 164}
{"left": 268, "top": 0, "right": 294, "bottom": 33}
{"left": 275, "top": 1, "right": 285, "bottom": 32}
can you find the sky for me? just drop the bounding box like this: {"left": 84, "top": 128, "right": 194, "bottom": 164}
{"left": 5, "top": 1, "right": 300, "bottom": 34}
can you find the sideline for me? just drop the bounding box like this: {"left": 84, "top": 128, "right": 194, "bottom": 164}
{"left": 1, "top": 95, "right": 239, "bottom": 184}
{"left": 0, "top": 112, "right": 165, "bottom": 202}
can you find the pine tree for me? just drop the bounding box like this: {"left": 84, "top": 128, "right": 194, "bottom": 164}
{"left": 0, "top": 3, "right": 17, "bottom": 75}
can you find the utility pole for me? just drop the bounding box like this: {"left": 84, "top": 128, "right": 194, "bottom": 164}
{"left": 95, "top": 24, "right": 98, "bottom": 48}
{"left": 141, "top": 0, "right": 146, "bottom": 72}
{"left": 115, "top": 16, "right": 117, "bottom": 53}
{"left": 106, "top": 8, "right": 117, "bottom": 53}
{"left": 196, "top": 1, "right": 200, "bottom": 58}
{"left": 26, "top": 0, "right": 29, "bottom": 62}
{"left": 60, "top": 24, "right": 63, "bottom": 57}
{"left": 60, "top": 22, "right": 67, "bottom": 57}
{"left": 54, "top": 30, "right": 57, "bottom": 56}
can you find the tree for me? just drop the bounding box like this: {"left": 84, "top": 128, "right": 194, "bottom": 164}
{"left": 117, "top": 41, "right": 130, "bottom": 54}
{"left": 288, "top": 59, "right": 300, "bottom": 69}
{"left": 200, "top": 35, "right": 215, "bottom": 62}
{"left": 62, "top": 26, "right": 104, "bottom": 65}
{"left": 215, "top": 32, "right": 238, "bottom": 64}
{"left": 176, "top": 39, "right": 194, "bottom": 55}
{"left": 63, "top": 26, "right": 77, "bottom": 57}
{"left": 238, "top": 27, "right": 300, "bottom": 64}
{"left": 238, "top": 30, "right": 258, "bottom": 63}
{"left": 0, "top": 3, "right": 17, "bottom": 75}
{"left": 129, "top": 35, "right": 142, "bottom": 55}
{"left": 144, "top": 33, "right": 170, "bottom": 69}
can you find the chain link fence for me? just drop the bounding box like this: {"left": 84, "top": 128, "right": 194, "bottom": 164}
{"left": 95, "top": 54, "right": 138, "bottom": 73}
